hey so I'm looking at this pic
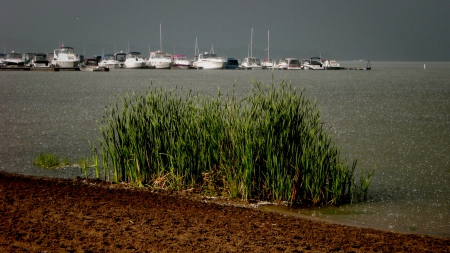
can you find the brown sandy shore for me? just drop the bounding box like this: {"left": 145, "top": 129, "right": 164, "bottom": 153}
{"left": 0, "top": 171, "right": 448, "bottom": 252}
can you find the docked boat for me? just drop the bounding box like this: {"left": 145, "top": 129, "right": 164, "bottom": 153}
{"left": 31, "top": 53, "right": 50, "bottom": 68}
{"left": 114, "top": 51, "right": 126, "bottom": 68}
{"left": 0, "top": 54, "right": 6, "bottom": 67}
{"left": 80, "top": 58, "right": 109, "bottom": 71}
{"left": 192, "top": 52, "right": 225, "bottom": 70}
{"left": 323, "top": 59, "right": 342, "bottom": 70}
{"left": 124, "top": 52, "right": 146, "bottom": 69}
{"left": 261, "top": 30, "right": 273, "bottom": 69}
{"left": 98, "top": 54, "right": 119, "bottom": 69}
{"left": 303, "top": 57, "right": 325, "bottom": 70}
{"left": 53, "top": 47, "right": 80, "bottom": 69}
{"left": 240, "top": 57, "right": 262, "bottom": 69}
{"left": 147, "top": 51, "right": 173, "bottom": 69}
{"left": 273, "top": 58, "right": 302, "bottom": 70}
{"left": 23, "top": 53, "right": 36, "bottom": 67}
{"left": 240, "top": 27, "right": 262, "bottom": 69}
{"left": 224, "top": 58, "right": 240, "bottom": 69}
{"left": 4, "top": 51, "right": 24, "bottom": 66}
{"left": 171, "top": 54, "right": 190, "bottom": 69}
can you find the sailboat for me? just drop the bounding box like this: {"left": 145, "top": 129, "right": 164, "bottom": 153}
{"left": 240, "top": 27, "right": 262, "bottom": 69}
{"left": 147, "top": 23, "right": 173, "bottom": 69}
{"left": 261, "top": 30, "right": 273, "bottom": 69}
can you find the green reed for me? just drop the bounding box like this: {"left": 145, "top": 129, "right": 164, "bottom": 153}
{"left": 34, "top": 153, "right": 71, "bottom": 169}
{"left": 93, "top": 79, "right": 372, "bottom": 206}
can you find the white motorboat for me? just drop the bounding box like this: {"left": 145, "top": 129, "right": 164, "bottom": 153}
{"left": 171, "top": 54, "right": 190, "bottom": 69}
{"left": 31, "top": 53, "right": 50, "bottom": 68}
{"left": 80, "top": 58, "right": 109, "bottom": 72}
{"left": 53, "top": 47, "right": 80, "bottom": 69}
{"left": 323, "top": 59, "right": 342, "bottom": 70}
{"left": 124, "top": 52, "right": 146, "bottom": 69}
{"left": 192, "top": 52, "right": 225, "bottom": 70}
{"left": 273, "top": 58, "right": 302, "bottom": 70}
{"left": 98, "top": 54, "right": 119, "bottom": 69}
{"left": 147, "top": 51, "right": 173, "bottom": 69}
{"left": 4, "top": 51, "right": 24, "bottom": 66}
{"left": 303, "top": 57, "right": 325, "bottom": 70}
{"left": 114, "top": 51, "right": 126, "bottom": 68}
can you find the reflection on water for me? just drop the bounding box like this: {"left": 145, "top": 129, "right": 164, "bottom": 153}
{"left": 0, "top": 62, "right": 449, "bottom": 237}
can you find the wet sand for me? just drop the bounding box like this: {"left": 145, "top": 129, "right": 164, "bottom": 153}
{"left": 1, "top": 171, "right": 448, "bottom": 252}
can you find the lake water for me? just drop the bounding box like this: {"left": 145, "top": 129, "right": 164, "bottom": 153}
{"left": 1, "top": 61, "right": 449, "bottom": 237}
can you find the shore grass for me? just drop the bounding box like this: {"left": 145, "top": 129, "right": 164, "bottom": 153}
{"left": 89, "top": 78, "right": 373, "bottom": 206}
{"left": 34, "top": 153, "right": 71, "bottom": 169}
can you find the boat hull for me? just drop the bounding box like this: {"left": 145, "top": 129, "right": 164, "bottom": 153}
{"left": 147, "top": 61, "right": 173, "bottom": 69}
{"left": 194, "top": 61, "right": 224, "bottom": 70}
{"left": 56, "top": 60, "right": 80, "bottom": 68}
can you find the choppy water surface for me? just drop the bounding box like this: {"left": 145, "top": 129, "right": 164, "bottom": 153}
{"left": 1, "top": 61, "right": 449, "bottom": 237}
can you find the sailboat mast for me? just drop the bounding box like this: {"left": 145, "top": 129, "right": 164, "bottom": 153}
{"left": 160, "top": 23, "right": 162, "bottom": 52}
{"left": 267, "top": 30, "right": 270, "bottom": 60}
{"left": 250, "top": 27, "right": 253, "bottom": 58}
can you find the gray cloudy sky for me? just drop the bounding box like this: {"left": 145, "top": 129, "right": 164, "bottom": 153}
{"left": 1, "top": 0, "right": 449, "bottom": 61}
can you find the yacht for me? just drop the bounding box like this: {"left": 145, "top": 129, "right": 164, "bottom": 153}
{"left": 192, "top": 52, "right": 225, "bottom": 69}
{"left": 53, "top": 47, "right": 80, "bottom": 69}
{"left": 114, "top": 51, "right": 126, "bottom": 68}
{"left": 171, "top": 54, "right": 190, "bottom": 69}
{"left": 4, "top": 51, "right": 24, "bottom": 66}
{"left": 31, "top": 53, "right": 50, "bottom": 68}
{"left": 124, "top": 52, "right": 146, "bottom": 69}
{"left": 303, "top": 57, "right": 325, "bottom": 70}
{"left": 98, "top": 54, "right": 119, "bottom": 69}
{"left": 147, "top": 51, "right": 173, "bottom": 69}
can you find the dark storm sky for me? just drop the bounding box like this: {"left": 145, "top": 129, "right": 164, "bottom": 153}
{"left": 1, "top": 0, "right": 449, "bottom": 61}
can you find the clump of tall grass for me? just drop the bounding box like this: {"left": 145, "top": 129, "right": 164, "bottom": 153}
{"left": 34, "top": 153, "right": 71, "bottom": 169}
{"left": 93, "top": 79, "right": 372, "bottom": 206}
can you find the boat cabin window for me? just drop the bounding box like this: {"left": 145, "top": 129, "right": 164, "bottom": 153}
{"left": 115, "top": 54, "right": 126, "bottom": 61}
{"left": 104, "top": 55, "right": 115, "bottom": 60}
{"left": 60, "top": 48, "right": 75, "bottom": 54}
{"left": 35, "top": 55, "right": 46, "bottom": 61}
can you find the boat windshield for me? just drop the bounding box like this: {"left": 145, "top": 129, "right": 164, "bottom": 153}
{"left": 173, "top": 54, "right": 186, "bottom": 60}
{"left": 7, "top": 52, "right": 22, "bottom": 59}
{"left": 34, "top": 55, "right": 47, "bottom": 61}
{"left": 115, "top": 54, "right": 126, "bottom": 61}
{"left": 249, "top": 58, "right": 261, "bottom": 65}
{"left": 104, "top": 55, "right": 115, "bottom": 60}
{"left": 289, "top": 60, "right": 300, "bottom": 67}
{"left": 60, "top": 47, "right": 75, "bottom": 54}
{"left": 202, "top": 54, "right": 217, "bottom": 59}
{"left": 127, "top": 52, "right": 141, "bottom": 58}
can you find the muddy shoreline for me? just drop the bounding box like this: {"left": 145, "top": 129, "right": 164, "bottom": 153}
{"left": 1, "top": 171, "right": 448, "bottom": 252}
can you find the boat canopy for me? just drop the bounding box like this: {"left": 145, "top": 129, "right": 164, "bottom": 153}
{"left": 201, "top": 53, "right": 217, "bottom": 58}
{"left": 6, "top": 52, "right": 23, "bottom": 59}
{"left": 103, "top": 54, "right": 115, "bottom": 60}
{"left": 172, "top": 54, "right": 186, "bottom": 59}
